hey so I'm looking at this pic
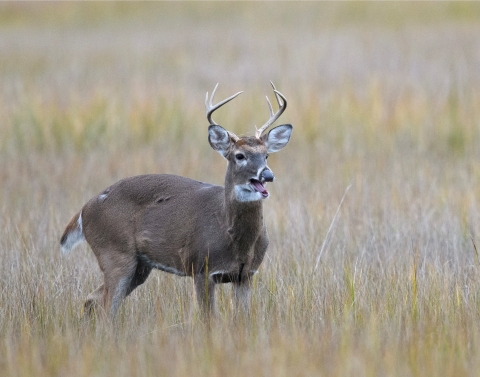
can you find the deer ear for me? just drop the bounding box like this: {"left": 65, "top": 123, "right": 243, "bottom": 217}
{"left": 262, "top": 124, "right": 293, "bottom": 153}
{"left": 208, "top": 125, "right": 231, "bottom": 157}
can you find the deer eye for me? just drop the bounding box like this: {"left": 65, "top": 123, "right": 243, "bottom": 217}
{"left": 266, "top": 154, "right": 269, "bottom": 159}
{"left": 235, "top": 153, "right": 246, "bottom": 161}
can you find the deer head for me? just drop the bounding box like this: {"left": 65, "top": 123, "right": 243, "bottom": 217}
{"left": 206, "top": 82, "right": 293, "bottom": 202}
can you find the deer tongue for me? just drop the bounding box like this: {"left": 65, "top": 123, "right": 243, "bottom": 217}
{"left": 251, "top": 179, "right": 269, "bottom": 197}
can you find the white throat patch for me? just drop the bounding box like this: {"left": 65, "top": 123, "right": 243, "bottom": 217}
{"left": 235, "top": 184, "right": 264, "bottom": 202}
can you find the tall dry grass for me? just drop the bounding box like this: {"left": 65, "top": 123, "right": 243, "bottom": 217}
{"left": 2, "top": 3, "right": 480, "bottom": 376}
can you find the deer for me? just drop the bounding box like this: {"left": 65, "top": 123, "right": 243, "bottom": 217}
{"left": 60, "top": 82, "right": 293, "bottom": 318}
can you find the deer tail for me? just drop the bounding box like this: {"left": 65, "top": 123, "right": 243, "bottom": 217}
{"left": 60, "top": 211, "right": 85, "bottom": 254}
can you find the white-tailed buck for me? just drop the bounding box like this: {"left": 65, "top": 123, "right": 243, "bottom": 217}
{"left": 61, "top": 82, "right": 293, "bottom": 317}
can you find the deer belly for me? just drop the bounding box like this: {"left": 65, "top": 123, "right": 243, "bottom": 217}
{"left": 209, "top": 270, "right": 258, "bottom": 284}
{"left": 138, "top": 254, "right": 187, "bottom": 277}
{"left": 135, "top": 230, "right": 192, "bottom": 276}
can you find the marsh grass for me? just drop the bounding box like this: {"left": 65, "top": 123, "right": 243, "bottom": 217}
{"left": 2, "top": 3, "right": 480, "bottom": 376}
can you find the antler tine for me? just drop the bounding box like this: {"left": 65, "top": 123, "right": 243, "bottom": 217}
{"left": 205, "top": 83, "right": 243, "bottom": 126}
{"left": 255, "top": 82, "right": 287, "bottom": 138}
{"left": 227, "top": 131, "right": 240, "bottom": 142}
{"left": 266, "top": 95, "right": 274, "bottom": 118}
{"left": 270, "top": 80, "right": 285, "bottom": 109}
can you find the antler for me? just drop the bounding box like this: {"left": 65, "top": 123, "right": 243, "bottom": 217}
{"left": 205, "top": 84, "right": 243, "bottom": 125}
{"left": 206, "top": 84, "right": 243, "bottom": 142}
{"left": 255, "top": 81, "right": 287, "bottom": 139}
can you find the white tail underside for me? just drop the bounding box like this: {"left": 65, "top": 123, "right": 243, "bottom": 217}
{"left": 61, "top": 212, "right": 85, "bottom": 254}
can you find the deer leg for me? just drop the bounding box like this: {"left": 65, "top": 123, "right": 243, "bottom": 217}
{"left": 93, "top": 251, "right": 138, "bottom": 317}
{"left": 233, "top": 278, "right": 252, "bottom": 313}
{"left": 194, "top": 274, "right": 216, "bottom": 317}
{"left": 85, "top": 258, "right": 149, "bottom": 318}
{"left": 83, "top": 284, "right": 104, "bottom": 317}
{"left": 125, "top": 259, "right": 152, "bottom": 297}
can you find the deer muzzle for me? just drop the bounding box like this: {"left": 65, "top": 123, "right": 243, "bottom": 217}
{"left": 261, "top": 168, "right": 274, "bottom": 183}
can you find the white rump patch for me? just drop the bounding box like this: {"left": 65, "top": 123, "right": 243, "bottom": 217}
{"left": 61, "top": 212, "right": 85, "bottom": 254}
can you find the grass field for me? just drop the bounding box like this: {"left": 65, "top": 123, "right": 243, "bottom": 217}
{"left": 2, "top": 2, "right": 480, "bottom": 376}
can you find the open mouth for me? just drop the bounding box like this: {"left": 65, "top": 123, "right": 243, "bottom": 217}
{"left": 250, "top": 179, "right": 269, "bottom": 198}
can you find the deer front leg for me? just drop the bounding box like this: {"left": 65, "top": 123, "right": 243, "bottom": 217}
{"left": 194, "top": 274, "right": 216, "bottom": 318}
{"left": 232, "top": 232, "right": 267, "bottom": 314}
{"left": 233, "top": 277, "right": 252, "bottom": 313}
{"left": 233, "top": 263, "right": 252, "bottom": 314}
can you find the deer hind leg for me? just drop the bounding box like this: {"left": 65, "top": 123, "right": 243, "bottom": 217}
{"left": 91, "top": 250, "right": 139, "bottom": 317}
{"left": 194, "top": 275, "right": 216, "bottom": 317}
{"left": 104, "top": 267, "right": 138, "bottom": 317}
{"left": 83, "top": 251, "right": 152, "bottom": 317}
{"left": 83, "top": 284, "right": 104, "bottom": 317}
{"left": 125, "top": 259, "right": 152, "bottom": 297}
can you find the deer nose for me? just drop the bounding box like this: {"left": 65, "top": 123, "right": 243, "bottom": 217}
{"left": 261, "top": 168, "right": 274, "bottom": 182}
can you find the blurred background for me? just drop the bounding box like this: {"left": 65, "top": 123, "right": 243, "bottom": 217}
{"left": 2, "top": 3, "right": 480, "bottom": 376}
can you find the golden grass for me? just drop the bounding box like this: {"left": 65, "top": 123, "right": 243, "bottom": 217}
{"left": 2, "top": 2, "right": 480, "bottom": 376}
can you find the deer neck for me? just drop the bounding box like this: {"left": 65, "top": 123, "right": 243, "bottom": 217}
{"left": 224, "top": 168, "right": 264, "bottom": 252}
